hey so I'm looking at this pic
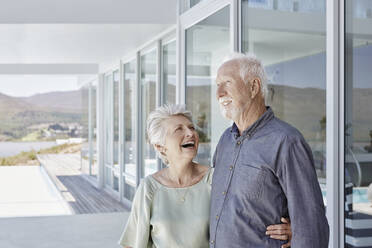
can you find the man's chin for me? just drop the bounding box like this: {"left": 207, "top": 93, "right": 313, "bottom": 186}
{"left": 220, "top": 110, "right": 233, "bottom": 120}
{"left": 220, "top": 109, "right": 242, "bottom": 122}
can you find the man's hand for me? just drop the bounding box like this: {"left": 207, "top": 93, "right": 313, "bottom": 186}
{"left": 266, "top": 217, "right": 292, "bottom": 248}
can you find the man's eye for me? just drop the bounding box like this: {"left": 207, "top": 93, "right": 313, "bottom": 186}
{"left": 189, "top": 126, "right": 195, "bottom": 130}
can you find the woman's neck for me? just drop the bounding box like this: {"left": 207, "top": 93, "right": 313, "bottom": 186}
{"left": 166, "top": 160, "right": 196, "bottom": 187}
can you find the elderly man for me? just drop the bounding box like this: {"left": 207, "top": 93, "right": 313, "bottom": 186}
{"left": 210, "top": 53, "right": 329, "bottom": 247}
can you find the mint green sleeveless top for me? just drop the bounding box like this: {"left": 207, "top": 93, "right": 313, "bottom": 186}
{"left": 119, "top": 168, "right": 213, "bottom": 248}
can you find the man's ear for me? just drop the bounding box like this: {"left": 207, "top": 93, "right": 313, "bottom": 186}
{"left": 154, "top": 144, "right": 166, "bottom": 156}
{"left": 250, "top": 78, "right": 261, "bottom": 99}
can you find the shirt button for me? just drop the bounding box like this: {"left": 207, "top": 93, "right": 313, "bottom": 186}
{"left": 210, "top": 240, "right": 215, "bottom": 244}
{"left": 222, "top": 191, "right": 226, "bottom": 195}
{"left": 216, "top": 215, "right": 219, "bottom": 220}
{"left": 237, "top": 141, "right": 241, "bottom": 145}
{"left": 229, "top": 165, "right": 233, "bottom": 170}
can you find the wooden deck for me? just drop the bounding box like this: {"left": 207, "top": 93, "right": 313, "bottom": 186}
{"left": 38, "top": 154, "right": 128, "bottom": 215}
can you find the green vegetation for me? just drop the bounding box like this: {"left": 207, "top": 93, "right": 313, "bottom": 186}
{"left": 0, "top": 143, "right": 80, "bottom": 166}
{"left": 0, "top": 111, "right": 82, "bottom": 141}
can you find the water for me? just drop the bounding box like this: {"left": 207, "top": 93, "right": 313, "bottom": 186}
{"left": 0, "top": 141, "right": 57, "bottom": 157}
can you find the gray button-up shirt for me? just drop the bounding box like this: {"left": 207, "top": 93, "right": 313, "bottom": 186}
{"left": 210, "top": 107, "right": 329, "bottom": 248}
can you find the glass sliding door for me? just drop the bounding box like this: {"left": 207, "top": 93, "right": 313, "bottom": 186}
{"left": 185, "top": 5, "right": 231, "bottom": 165}
{"left": 104, "top": 73, "right": 114, "bottom": 188}
{"left": 141, "top": 48, "right": 158, "bottom": 177}
{"left": 242, "top": 0, "right": 327, "bottom": 198}
{"left": 123, "top": 59, "right": 137, "bottom": 201}
{"left": 344, "top": 0, "right": 372, "bottom": 246}
{"left": 91, "top": 80, "right": 98, "bottom": 177}
{"left": 113, "top": 70, "right": 120, "bottom": 191}
{"left": 163, "top": 40, "right": 176, "bottom": 104}
{"left": 80, "top": 83, "right": 90, "bottom": 175}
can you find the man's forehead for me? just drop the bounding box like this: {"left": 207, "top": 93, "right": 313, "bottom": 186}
{"left": 217, "top": 60, "right": 240, "bottom": 78}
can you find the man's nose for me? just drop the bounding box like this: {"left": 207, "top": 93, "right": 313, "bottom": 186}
{"left": 216, "top": 85, "right": 225, "bottom": 98}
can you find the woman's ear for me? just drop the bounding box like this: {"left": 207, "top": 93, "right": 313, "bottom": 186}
{"left": 154, "top": 144, "right": 166, "bottom": 156}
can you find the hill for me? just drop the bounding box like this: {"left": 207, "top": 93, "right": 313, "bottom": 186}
{"left": 19, "top": 90, "right": 84, "bottom": 113}
{"left": 0, "top": 91, "right": 84, "bottom": 141}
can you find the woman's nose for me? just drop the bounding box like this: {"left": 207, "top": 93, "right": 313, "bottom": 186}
{"left": 185, "top": 128, "right": 194, "bottom": 137}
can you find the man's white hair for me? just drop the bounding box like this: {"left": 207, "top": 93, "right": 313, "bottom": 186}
{"left": 222, "top": 52, "right": 268, "bottom": 99}
{"left": 146, "top": 104, "right": 192, "bottom": 164}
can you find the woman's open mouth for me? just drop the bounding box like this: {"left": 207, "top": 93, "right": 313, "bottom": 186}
{"left": 181, "top": 141, "right": 195, "bottom": 149}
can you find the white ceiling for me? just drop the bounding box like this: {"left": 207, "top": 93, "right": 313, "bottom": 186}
{"left": 0, "top": 0, "right": 176, "bottom": 24}
{"left": 0, "top": 24, "right": 172, "bottom": 64}
{"left": 0, "top": 0, "right": 176, "bottom": 74}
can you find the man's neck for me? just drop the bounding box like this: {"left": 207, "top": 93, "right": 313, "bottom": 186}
{"left": 235, "top": 102, "right": 266, "bottom": 135}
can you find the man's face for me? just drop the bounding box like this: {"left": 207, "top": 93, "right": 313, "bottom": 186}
{"left": 215, "top": 61, "right": 251, "bottom": 120}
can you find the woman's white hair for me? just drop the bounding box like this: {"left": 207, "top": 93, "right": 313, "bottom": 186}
{"left": 146, "top": 104, "right": 192, "bottom": 164}
{"left": 223, "top": 52, "right": 268, "bottom": 99}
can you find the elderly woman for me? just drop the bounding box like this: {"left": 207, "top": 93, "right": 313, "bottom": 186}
{"left": 119, "top": 104, "right": 292, "bottom": 248}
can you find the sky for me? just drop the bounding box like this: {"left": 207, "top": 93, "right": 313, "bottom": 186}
{"left": 0, "top": 75, "right": 80, "bottom": 97}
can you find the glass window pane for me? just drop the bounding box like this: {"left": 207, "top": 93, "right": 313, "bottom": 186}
{"left": 123, "top": 60, "right": 137, "bottom": 200}
{"left": 141, "top": 49, "right": 158, "bottom": 177}
{"left": 80, "top": 84, "right": 89, "bottom": 175}
{"left": 163, "top": 40, "right": 176, "bottom": 104}
{"left": 91, "top": 80, "right": 98, "bottom": 177}
{"left": 180, "top": 0, "right": 205, "bottom": 14}
{"left": 344, "top": 0, "right": 372, "bottom": 246}
{"left": 104, "top": 74, "right": 113, "bottom": 187}
{"left": 113, "top": 70, "right": 119, "bottom": 191}
{"left": 242, "top": 0, "right": 327, "bottom": 198}
{"left": 186, "top": 6, "right": 231, "bottom": 165}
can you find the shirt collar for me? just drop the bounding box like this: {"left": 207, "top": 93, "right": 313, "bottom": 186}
{"left": 230, "top": 106, "right": 274, "bottom": 138}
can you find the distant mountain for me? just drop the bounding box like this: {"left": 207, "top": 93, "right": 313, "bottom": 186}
{"left": 19, "top": 90, "right": 84, "bottom": 113}
{"left": 0, "top": 92, "right": 35, "bottom": 115}
{"left": 0, "top": 91, "right": 84, "bottom": 140}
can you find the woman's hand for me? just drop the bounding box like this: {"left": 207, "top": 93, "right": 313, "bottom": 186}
{"left": 266, "top": 217, "right": 292, "bottom": 248}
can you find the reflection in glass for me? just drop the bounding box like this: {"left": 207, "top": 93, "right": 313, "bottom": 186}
{"left": 344, "top": 0, "right": 372, "bottom": 245}
{"left": 123, "top": 60, "right": 137, "bottom": 200}
{"left": 242, "top": 0, "right": 327, "bottom": 190}
{"left": 141, "top": 49, "right": 158, "bottom": 177}
{"left": 186, "top": 6, "right": 231, "bottom": 165}
{"left": 163, "top": 41, "right": 176, "bottom": 104}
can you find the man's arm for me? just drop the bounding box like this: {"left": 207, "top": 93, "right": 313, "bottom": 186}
{"left": 277, "top": 137, "right": 329, "bottom": 247}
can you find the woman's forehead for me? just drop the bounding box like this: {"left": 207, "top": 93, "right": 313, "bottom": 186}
{"left": 166, "top": 115, "right": 192, "bottom": 126}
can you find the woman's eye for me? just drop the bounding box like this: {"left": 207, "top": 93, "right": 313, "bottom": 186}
{"left": 189, "top": 126, "right": 195, "bottom": 130}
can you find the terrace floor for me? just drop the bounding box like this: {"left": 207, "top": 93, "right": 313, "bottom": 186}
{"left": 0, "top": 212, "right": 129, "bottom": 248}
{"left": 38, "top": 154, "right": 128, "bottom": 214}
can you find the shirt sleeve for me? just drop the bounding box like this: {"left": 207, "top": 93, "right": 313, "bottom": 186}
{"left": 277, "top": 137, "right": 329, "bottom": 248}
{"left": 118, "top": 179, "right": 153, "bottom": 248}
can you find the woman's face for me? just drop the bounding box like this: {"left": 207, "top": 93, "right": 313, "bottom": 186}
{"left": 162, "top": 115, "right": 199, "bottom": 165}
